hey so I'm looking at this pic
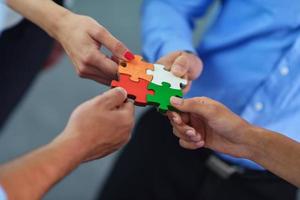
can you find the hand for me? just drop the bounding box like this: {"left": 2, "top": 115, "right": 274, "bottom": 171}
{"left": 54, "top": 12, "right": 135, "bottom": 85}
{"left": 167, "top": 97, "right": 255, "bottom": 158}
{"left": 54, "top": 87, "right": 135, "bottom": 162}
{"left": 156, "top": 51, "right": 203, "bottom": 93}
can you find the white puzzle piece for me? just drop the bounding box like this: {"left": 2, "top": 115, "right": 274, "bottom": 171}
{"left": 146, "top": 64, "right": 187, "bottom": 90}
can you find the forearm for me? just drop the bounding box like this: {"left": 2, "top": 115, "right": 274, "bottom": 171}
{"left": 5, "top": 0, "right": 70, "bottom": 39}
{"left": 247, "top": 126, "right": 300, "bottom": 187}
{"left": 0, "top": 136, "right": 86, "bottom": 200}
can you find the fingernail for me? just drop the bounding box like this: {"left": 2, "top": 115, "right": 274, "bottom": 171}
{"left": 186, "top": 129, "right": 196, "bottom": 137}
{"left": 171, "top": 97, "right": 183, "bottom": 106}
{"left": 124, "top": 51, "right": 135, "bottom": 60}
{"left": 170, "top": 113, "right": 178, "bottom": 124}
{"left": 172, "top": 117, "right": 177, "bottom": 122}
{"left": 116, "top": 87, "right": 127, "bottom": 97}
{"left": 191, "top": 135, "right": 201, "bottom": 142}
{"left": 195, "top": 141, "right": 205, "bottom": 148}
{"left": 172, "top": 116, "right": 178, "bottom": 123}
{"left": 172, "top": 64, "right": 183, "bottom": 74}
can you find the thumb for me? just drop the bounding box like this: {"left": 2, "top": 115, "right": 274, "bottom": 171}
{"left": 98, "top": 87, "right": 128, "bottom": 109}
{"left": 170, "top": 97, "right": 214, "bottom": 118}
{"left": 171, "top": 54, "right": 189, "bottom": 77}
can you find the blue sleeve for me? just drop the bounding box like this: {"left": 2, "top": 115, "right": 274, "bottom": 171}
{"left": 141, "top": 0, "right": 213, "bottom": 62}
{"left": 0, "top": 186, "right": 7, "bottom": 200}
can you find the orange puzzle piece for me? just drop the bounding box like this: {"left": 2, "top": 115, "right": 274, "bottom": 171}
{"left": 118, "top": 55, "right": 154, "bottom": 82}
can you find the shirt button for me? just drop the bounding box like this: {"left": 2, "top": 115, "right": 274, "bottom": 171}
{"left": 280, "top": 66, "right": 289, "bottom": 76}
{"left": 254, "top": 102, "right": 264, "bottom": 111}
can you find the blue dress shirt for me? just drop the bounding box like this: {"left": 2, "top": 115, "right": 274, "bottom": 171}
{"left": 142, "top": 0, "right": 300, "bottom": 170}
{"left": 0, "top": 186, "right": 7, "bottom": 200}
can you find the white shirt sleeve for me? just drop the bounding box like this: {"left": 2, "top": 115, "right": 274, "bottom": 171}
{"left": 0, "top": 185, "right": 7, "bottom": 200}
{"left": 0, "top": 1, "right": 23, "bottom": 35}
{"left": 0, "top": 2, "right": 6, "bottom": 34}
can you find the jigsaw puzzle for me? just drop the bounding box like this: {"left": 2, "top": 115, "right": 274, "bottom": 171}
{"left": 147, "top": 82, "right": 183, "bottom": 113}
{"left": 111, "top": 54, "right": 187, "bottom": 112}
{"left": 111, "top": 74, "right": 154, "bottom": 106}
{"left": 147, "top": 64, "right": 187, "bottom": 90}
{"left": 118, "top": 55, "right": 154, "bottom": 82}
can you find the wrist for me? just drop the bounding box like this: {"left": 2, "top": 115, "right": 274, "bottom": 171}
{"left": 48, "top": 132, "right": 88, "bottom": 165}
{"left": 44, "top": 6, "right": 73, "bottom": 40}
{"left": 0, "top": 134, "right": 86, "bottom": 200}
{"left": 242, "top": 125, "right": 266, "bottom": 161}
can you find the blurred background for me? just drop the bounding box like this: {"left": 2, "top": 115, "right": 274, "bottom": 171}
{"left": 0, "top": 0, "right": 297, "bottom": 200}
{"left": 0, "top": 0, "right": 144, "bottom": 199}
{"left": 0, "top": 0, "right": 215, "bottom": 199}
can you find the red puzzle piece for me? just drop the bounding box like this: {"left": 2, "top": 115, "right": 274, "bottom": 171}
{"left": 111, "top": 74, "right": 154, "bottom": 106}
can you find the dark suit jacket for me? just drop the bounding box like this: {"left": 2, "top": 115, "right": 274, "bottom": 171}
{"left": 0, "top": 0, "right": 64, "bottom": 129}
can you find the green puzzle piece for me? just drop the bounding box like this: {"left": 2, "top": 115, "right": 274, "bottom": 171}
{"left": 147, "top": 82, "right": 183, "bottom": 113}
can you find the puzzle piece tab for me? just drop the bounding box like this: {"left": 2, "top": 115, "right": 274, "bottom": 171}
{"left": 147, "top": 82, "right": 183, "bottom": 113}
{"left": 146, "top": 64, "right": 188, "bottom": 90}
{"left": 111, "top": 74, "right": 154, "bottom": 106}
{"left": 119, "top": 55, "right": 154, "bottom": 82}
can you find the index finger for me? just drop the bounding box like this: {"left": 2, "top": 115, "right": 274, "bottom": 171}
{"left": 91, "top": 26, "right": 134, "bottom": 61}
